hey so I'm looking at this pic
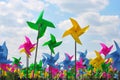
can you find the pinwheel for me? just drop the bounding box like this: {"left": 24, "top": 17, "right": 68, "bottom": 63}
{"left": 42, "top": 52, "right": 59, "bottom": 68}
{"left": 0, "top": 64, "right": 11, "bottom": 71}
{"left": 90, "top": 51, "right": 104, "bottom": 70}
{"left": 0, "top": 42, "right": 12, "bottom": 72}
{"left": 10, "top": 57, "right": 22, "bottom": 80}
{"left": 0, "top": 42, "right": 8, "bottom": 59}
{"left": 78, "top": 69, "right": 86, "bottom": 80}
{"left": 79, "top": 69, "right": 85, "bottom": 76}
{"left": 76, "top": 58, "right": 85, "bottom": 80}
{"left": 0, "top": 42, "right": 12, "bottom": 80}
{"left": 65, "top": 53, "right": 73, "bottom": 60}
{"left": 101, "top": 62, "right": 111, "bottom": 73}
{"left": 94, "top": 69, "right": 101, "bottom": 78}
{"left": 9, "top": 58, "right": 21, "bottom": 74}
{"left": 78, "top": 50, "right": 87, "bottom": 60}
{"left": 60, "top": 53, "right": 74, "bottom": 70}
{"left": 42, "top": 34, "right": 62, "bottom": 54}
{"left": 87, "top": 65, "right": 94, "bottom": 71}
{"left": 19, "top": 36, "right": 36, "bottom": 79}
{"left": 78, "top": 50, "right": 89, "bottom": 67}
{"left": 18, "top": 70, "right": 24, "bottom": 79}
{"left": 100, "top": 43, "right": 113, "bottom": 56}
{"left": 62, "top": 18, "right": 89, "bottom": 79}
{"left": 19, "top": 36, "right": 36, "bottom": 57}
{"left": 0, "top": 42, "right": 12, "bottom": 64}
{"left": 29, "top": 60, "right": 43, "bottom": 73}
{"left": 106, "top": 41, "right": 120, "bottom": 71}
{"left": 114, "top": 73, "right": 119, "bottom": 80}
{"left": 46, "top": 66, "right": 59, "bottom": 78}
{"left": 100, "top": 62, "right": 111, "bottom": 80}
{"left": 67, "top": 70, "right": 75, "bottom": 79}
{"left": 101, "top": 72, "right": 111, "bottom": 79}
{"left": 27, "top": 10, "right": 55, "bottom": 77}
{"left": 26, "top": 60, "right": 43, "bottom": 79}
{"left": 42, "top": 53, "right": 59, "bottom": 79}
{"left": 76, "top": 59, "right": 85, "bottom": 72}
{"left": 59, "top": 71, "right": 65, "bottom": 79}
{"left": 27, "top": 10, "right": 55, "bottom": 39}
{"left": 12, "top": 57, "right": 22, "bottom": 67}
{"left": 62, "top": 18, "right": 89, "bottom": 45}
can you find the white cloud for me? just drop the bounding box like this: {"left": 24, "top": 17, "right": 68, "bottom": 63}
{"left": 0, "top": 0, "right": 47, "bottom": 66}
{"left": 0, "top": 0, "right": 45, "bottom": 28}
{"left": 58, "top": 12, "right": 120, "bottom": 37}
{"left": 0, "top": 0, "right": 120, "bottom": 66}
{"left": 46, "top": 0, "right": 109, "bottom": 14}
{"left": 58, "top": 12, "right": 120, "bottom": 54}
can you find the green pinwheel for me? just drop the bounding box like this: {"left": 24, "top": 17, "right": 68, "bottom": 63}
{"left": 29, "top": 60, "right": 43, "bottom": 72}
{"left": 42, "top": 34, "right": 62, "bottom": 54}
{"left": 12, "top": 57, "right": 21, "bottom": 67}
{"left": 27, "top": 10, "right": 55, "bottom": 39}
{"left": 101, "top": 62, "right": 111, "bottom": 73}
{"left": 28, "top": 60, "right": 43, "bottom": 78}
{"left": 27, "top": 10, "right": 55, "bottom": 77}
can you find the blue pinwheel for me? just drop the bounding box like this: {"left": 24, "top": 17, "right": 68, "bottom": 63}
{"left": 78, "top": 50, "right": 87, "bottom": 60}
{"left": 106, "top": 41, "right": 120, "bottom": 71}
{"left": 78, "top": 50, "right": 89, "bottom": 67}
{"left": 60, "top": 53, "right": 74, "bottom": 70}
{"left": 0, "top": 42, "right": 12, "bottom": 64}
{"left": 42, "top": 52, "right": 59, "bottom": 68}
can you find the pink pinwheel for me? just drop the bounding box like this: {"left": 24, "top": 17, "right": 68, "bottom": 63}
{"left": 10, "top": 64, "right": 18, "bottom": 73}
{"left": 0, "top": 64, "right": 11, "bottom": 71}
{"left": 100, "top": 43, "right": 113, "bottom": 56}
{"left": 46, "top": 66, "right": 60, "bottom": 78}
{"left": 102, "top": 72, "right": 111, "bottom": 79}
{"left": 59, "top": 71, "right": 64, "bottom": 79}
{"left": 76, "top": 58, "right": 85, "bottom": 72}
{"left": 19, "top": 36, "right": 36, "bottom": 57}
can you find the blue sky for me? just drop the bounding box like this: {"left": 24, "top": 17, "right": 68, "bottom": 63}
{"left": 101, "top": 0, "right": 120, "bottom": 15}
{"left": 0, "top": 0, "right": 120, "bottom": 66}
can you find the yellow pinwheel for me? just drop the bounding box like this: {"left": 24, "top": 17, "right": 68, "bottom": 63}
{"left": 62, "top": 18, "right": 89, "bottom": 44}
{"left": 90, "top": 51, "right": 104, "bottom": 70}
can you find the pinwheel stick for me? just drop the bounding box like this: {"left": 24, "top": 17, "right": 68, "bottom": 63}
{"left": 49, "top": 52, "right": 52, "bottom": 79}
{"left": 0, "top": 68, "right": 1, "bottom": 77}
{"left": 0, "top": 66, "right": 3, "bottom": 80}
{"left": 118, "top": 71, "right": 120, "bottom": 80}
{"left": 33, "top": 24, "right": 41, "bottom": 78}
{"left": 75, "top": 41, "right": 77, "bottom": 80}
{"left": 26, "top": 56, "right": 29, "bottom": 80}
